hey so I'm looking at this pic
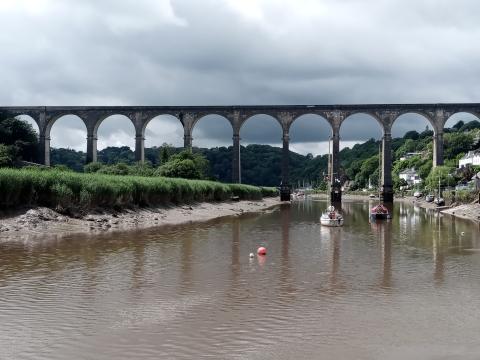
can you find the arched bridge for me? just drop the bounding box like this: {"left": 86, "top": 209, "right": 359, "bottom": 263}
{"left": 1, "top": 103, "right": 479, "bottom": 202}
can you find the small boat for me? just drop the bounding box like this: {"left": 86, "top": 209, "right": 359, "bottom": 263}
{"left": 434, "top": 197, "right": 445, "bottom": 206}
{"left": 425, "top": 194, "right": 434, "bottom": 202}
{"left": 320, "top": 206, "right": 344, "bottom": 227}
{"left": 413, "top": 191, "right": 422, "bottom": 198}
{"left": 291, "top": 190, "right": 305, "bottom": 200}
{"left": 369, "top": 193, "right": 376, "bottom": 199}
{"left": 370, "top": 204, "right": 391, "bottom": 220}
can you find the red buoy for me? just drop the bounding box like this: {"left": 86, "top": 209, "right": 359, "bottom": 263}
{"left": 257, "top": 247, "right": 267, "bottom": 256}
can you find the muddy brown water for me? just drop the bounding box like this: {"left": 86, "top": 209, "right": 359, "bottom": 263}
{"left": 1, "top": 200, "right": 480, "bottom": 360}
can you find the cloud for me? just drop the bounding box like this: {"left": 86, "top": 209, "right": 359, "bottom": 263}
{"left": 3, "top": 0, "right": 480, "bottom": 154}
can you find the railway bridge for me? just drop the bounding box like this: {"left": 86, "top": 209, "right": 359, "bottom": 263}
{"left": 1, "top": 103, "right": 479, "bottom": 202}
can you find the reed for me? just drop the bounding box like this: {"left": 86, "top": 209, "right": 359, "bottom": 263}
{"left": 0, "top": 168, "right": 278, "bottom": 212}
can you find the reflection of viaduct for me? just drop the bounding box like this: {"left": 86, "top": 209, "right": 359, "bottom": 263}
{"left": 1, "top": 104, "right": 480, "bottom": 202}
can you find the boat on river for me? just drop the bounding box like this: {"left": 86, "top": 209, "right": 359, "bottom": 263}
{"left": 320, "top": 206, "right": 344, "bottom": 227}
{"left": 370, "top": 204, "right": 391, "bottom": 220}
{"left": 291, "top": 190, "right": 306, "bottom": 200}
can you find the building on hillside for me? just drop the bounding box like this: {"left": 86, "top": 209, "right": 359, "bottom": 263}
{"left": 399, "top": 168, "right": 422, "bottom": 186}
{"left": 459, "top": 150, "right": 480, "bottom": 168}
{"left": 399, "top": 152, "right": 423, "bottom": 161}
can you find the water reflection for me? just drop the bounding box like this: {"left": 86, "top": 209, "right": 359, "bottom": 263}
{"left": 328, "top": 228, "right": 341, "bottom": 290}
{"left": 432, "top": 215, "right": 445, "bottom": 286}
{"left": 179, "top": 232, "right": 194, "bottom": 294}
{"left": 280, "top": 204, "right": 295, "bottom": 296}
{"left": 371, "top": 221, "right": 392, "bottom": 289}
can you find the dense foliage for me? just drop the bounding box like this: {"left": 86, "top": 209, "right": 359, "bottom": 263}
{"left": 0, "top": 116, "right": 38, "bottom": 163}
{"left": 0, "top": 168, "right": 277, "bottom": 212}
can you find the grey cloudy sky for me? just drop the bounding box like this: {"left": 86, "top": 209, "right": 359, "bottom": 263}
{"left": 2, "top": 0, "right": 480, "bottom": 155}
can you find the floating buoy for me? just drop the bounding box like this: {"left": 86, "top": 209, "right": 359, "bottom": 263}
{"left": 257, "top": 247, "right": 267, "bottom": 256}
{"left": 249, "top": 253, "right": 254, "bottom": 258}
{"left": 461, "top": 232, "right": 465, "bottom": 236}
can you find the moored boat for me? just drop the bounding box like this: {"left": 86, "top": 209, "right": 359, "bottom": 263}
{"left": 320, "top": 206, "right": 344, "bottom": 227}
{"left": 370, "top": 204, "right": 391, "bottom": 220}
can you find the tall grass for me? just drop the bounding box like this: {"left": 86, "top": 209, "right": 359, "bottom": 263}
{"left": 444, "top": 190, "right": 479, "bottom": 204}
{"left": 0, "top": 168, "right": 278, "bottom": 212}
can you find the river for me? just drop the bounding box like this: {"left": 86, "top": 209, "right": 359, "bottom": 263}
{"left": 1, "top": 200, "right": 480, "bottom": 359}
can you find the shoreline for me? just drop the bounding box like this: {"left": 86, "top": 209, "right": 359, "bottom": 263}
{"left": 2, "top": 193, "right": 478, "bottom": 243}
{"left": 0, "top": 198, "right": 282, "bottom": 243}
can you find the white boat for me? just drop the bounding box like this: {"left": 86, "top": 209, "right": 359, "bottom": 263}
{"left": 413, "top": 191, "right": 422, "bottom": 198}
{"left": 320, "top": 206, "right": 344, "bottom": 227}
{"left": 291, "top": 190, "right": 306, "bottom": 200}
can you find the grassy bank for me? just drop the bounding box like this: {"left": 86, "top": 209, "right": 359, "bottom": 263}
{"left": 0, "top": 168, "right": 278, "bottom": 212}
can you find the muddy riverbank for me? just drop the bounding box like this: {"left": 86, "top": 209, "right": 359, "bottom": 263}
{"left": 0, "top": 198, "right": 282, "bottom": 242}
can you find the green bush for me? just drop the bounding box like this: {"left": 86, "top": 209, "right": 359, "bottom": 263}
{"left": 84, "top": 162, "right": 104, "bottom": 173}
{"left": 157, "top": 150, "right": 209, "bottom": 179}
{"left": 444, "top": 190, "right": 479, "bottom": 204}
{"left": 0, "top": 144, "right": 13, "bottom": 167}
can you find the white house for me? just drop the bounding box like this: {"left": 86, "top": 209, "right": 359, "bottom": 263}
{"left": 459, "top": 150, "right": 480, "bottom": 168}
{"left": 399, "top": 168, "right": 422, "bottom": 185}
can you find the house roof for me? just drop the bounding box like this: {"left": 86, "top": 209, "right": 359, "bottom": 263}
{"left": 461, "top": 150, "right": 480, "bottom": 160}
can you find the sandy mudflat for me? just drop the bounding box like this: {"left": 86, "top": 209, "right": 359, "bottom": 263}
{"left": 441, "top": 203, "right": 480, "bottom": 223}
{"left": 0, "top": 198, "right": 282, "bottom": 242}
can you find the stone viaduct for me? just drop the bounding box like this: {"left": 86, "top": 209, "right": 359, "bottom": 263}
{"left": 1, "top": 104, "right": 479, "bottom": 202}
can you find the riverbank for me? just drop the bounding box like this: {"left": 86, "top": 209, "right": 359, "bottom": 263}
{"left": 0, "top": 198, "right": 281, "bottom": 242}
{"left": 441, "top": 203, "right": 480, "bottom": 223}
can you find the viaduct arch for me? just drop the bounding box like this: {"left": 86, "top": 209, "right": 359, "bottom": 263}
{"left": 2, "top": 104, "right": 480, "bottom": 203}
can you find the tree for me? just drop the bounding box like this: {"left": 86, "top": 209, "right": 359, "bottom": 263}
{"left": 97, "top": 162, "right": 131, "bottom": 176}
{"left": 0, "top": 116, "right": 38, "bottom": 162}
{"left": 84, "top": 162, "right": 104, "bottom": 173}
{"left": 452, "top": 120, "right": 465, "bottom": 131}
{"left": 158, "top": 143, "right": 173, "bottom": 165}
{"left": 156, "top": 150, "right": 210, "bottom": 179}
{"left": 98, "top": 146, "right": 135, "bottom": 165}
{"left": 459, "top": 120, "right": 480, "bottom": 132}
{"left": 404, "top": 130, "right": 419, "bottom": 140}
{"left": 51, "top": 148, "right": 86, "bottom": 171}
{"left": 0, "top": 144, "right": 13, "bottom": 167}
{"left": 425, "top": 166, "right": 455, "bottom": 191}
